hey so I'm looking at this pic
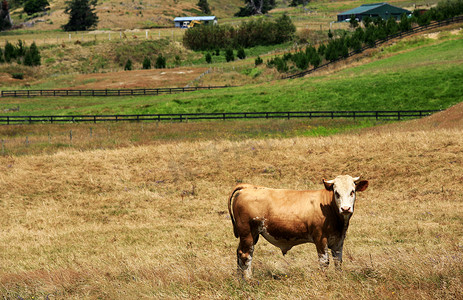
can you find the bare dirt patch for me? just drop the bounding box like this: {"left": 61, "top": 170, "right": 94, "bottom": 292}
{"left": 65, "top": 67, "right": 210, "bottom": 89}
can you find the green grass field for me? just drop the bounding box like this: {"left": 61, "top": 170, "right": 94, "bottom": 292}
{"left": 1, "top": 35, "right": 462, "bottom": 116}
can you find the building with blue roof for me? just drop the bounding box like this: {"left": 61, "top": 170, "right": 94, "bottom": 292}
{"left": 337, "top": 3, "right": 411, "bottom": 22}
{"left": 174, "top": 16, "right": 217, "bottom": 28}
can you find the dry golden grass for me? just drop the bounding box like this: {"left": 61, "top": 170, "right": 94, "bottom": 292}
{"left": 1, "top": 114, "right": 463, "bottom": 298}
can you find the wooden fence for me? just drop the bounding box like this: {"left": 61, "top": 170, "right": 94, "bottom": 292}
{"left": 0, "top": 86, "right": 230, "bottom": 98}
{"left": 0, "top": 110, "right": 441, "bottom": 124}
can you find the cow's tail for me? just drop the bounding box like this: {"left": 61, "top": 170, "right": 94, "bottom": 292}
{"left": 228, "top": 184, "right": 250, "bottom": 238}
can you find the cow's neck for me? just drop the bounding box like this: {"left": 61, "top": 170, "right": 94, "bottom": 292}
{"left": 328, "top": 192, "right": 351, "bottom": 238}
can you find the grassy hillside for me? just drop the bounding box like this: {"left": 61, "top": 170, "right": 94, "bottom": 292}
{"left": 1, "top": 120, "right": 462, "bottom": 299}
{"left": 6, "top": 0, "right": 430, "bottom": 31}
{"left": 1, "top": 34, "right": 462, "bottom": 116}
{"left": 9, "top": 0, "right": 244, "bottom": 30}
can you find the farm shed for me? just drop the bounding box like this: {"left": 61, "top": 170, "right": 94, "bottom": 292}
{"left": 174, "top": 16, "right": 217, "bottom": 28}
{"left": 337, "top": 3, "right": 411, "bottom": 22}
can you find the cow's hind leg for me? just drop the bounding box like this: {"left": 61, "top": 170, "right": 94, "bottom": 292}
{"left": 237, "top": 229, "right": 259, "bottom": 279}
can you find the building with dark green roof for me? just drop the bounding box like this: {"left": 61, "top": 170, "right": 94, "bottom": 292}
{"left": 337, "top": 2, "right": 411, "bottom": 22}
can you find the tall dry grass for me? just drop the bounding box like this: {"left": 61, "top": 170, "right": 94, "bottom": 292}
{"left": 0, "top": 125, "right": 462, "bottom": 298}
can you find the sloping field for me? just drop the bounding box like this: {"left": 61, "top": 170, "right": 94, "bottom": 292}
{"left": 1, "top": 106, "right": 462, "bottom": 298}
{"left": 2, "top": 34, "right": 462, "bottom": 116}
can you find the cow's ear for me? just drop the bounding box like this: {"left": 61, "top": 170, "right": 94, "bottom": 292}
{"left": 355, "top": 180, "right": 369, "bottom": 192}
{"left": 323, "top": 179, "right": 334, "bottom": 191}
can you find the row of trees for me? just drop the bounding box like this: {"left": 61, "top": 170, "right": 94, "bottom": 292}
{"left": 265, "top": 0, "right": 463, "bottom": 73}
{"left": 183, "top": 14, "right": 296, "bottom": 51}
{"left": 0, "top": 40, "right": 41, "bottom": 66}
{"left": 124, "top": 54, "right": 167, "bottom": 71}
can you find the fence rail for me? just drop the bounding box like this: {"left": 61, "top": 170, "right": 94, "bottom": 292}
{"left": 0, "top": 86, "right": 230, "bottom": 98}
{"left": 0, "top": 110, "right": 440, "bottom": 124}
{"left": 284, "top": 16, "right": 463, "bottom": 79}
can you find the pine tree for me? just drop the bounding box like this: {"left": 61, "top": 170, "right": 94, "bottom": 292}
{"left": 225, "top": 48, "right": 234, "bottom": 62}
{"left": 142, "top": 57, "right": 151, "bottom": 69}
{"left": 235, "top": 0, "right": 276, "bottom": 16}
{"left": 197, "top": 0, "right": 211, "bottom": 15}
{"left": 155, "top": 54, "right": 166, "bottom": 68}
{"left": 4, "top": 41, "right": 16, "bottom": 63}
{"left": 205, "top": 52, "right": 212, "bottom": 63}
{"left": 63, "top": 0, "right": 98, "bottom": 31}
{"left": 29, "top": 42, "right": 41, "bottom": 66}
{"left": 24, "top": 0, "right": 49, "bottom": 15}
{"left": 124, "top": 59, "right": 132, "bottom": 71}
{"left": 237, "top": 47, "right": 246, "bottom": 59}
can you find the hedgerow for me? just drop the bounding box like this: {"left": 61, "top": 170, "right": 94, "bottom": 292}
{"left": 183, "top": 14, "right": 296, "bottom": 51}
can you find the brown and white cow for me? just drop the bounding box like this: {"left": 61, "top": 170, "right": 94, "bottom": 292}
{"left": 227, "top": 175, "right": 368, "bottom": 278}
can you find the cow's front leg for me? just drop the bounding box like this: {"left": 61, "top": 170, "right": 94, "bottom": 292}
{"left": 331, "top": 248, "right": 343, "bottom": 270}
{"left": 316, "top": 238, "right": 329, "bottom": 270}
{"left": 237, "top": 235, "right": 254, "bottom": 279}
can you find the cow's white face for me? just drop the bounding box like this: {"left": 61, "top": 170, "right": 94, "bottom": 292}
{"left": 323, "top": 175, "right": 368, "bottom": 215}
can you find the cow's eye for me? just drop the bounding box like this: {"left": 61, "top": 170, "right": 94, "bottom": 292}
{"left": 335, "top": 191, "right": 340, "bottom": 198}
{"left": 350, "top": 190, "right": 355, "bottom": 196}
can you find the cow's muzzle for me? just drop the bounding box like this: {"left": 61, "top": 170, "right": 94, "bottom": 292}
{"left": 341, "top": 206, "right": 352, "bottom": 214}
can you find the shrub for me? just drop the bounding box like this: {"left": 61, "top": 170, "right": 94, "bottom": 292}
{"left": 4, "top": 41, "right": 16, "bottom": 63}
{"left": 225, "top": 48, "right": 234, "bottom": 62}
{"left": 267, "top": 57, "right": 288, "bottom": 73}
{"left": 399, "top": 13, "right": 412, "bottom": 32}
{"left": 12, "top": 73, "right": 24, "bottom": 79}
{"left": 205, "top": 52, "right": 212, "bottom": 63}
{"left": 155, "top": 54, "right": 166, "bottom": 68}
{"left": 28, "top": 42, "right": 41, "bottom": 66}
{"left": 23, "top": 42, "right": 41, "bottom": 66}
{"left": 124, "top": 59, "right": 132, "bottom": 70}
{"left": 237, "top": 47, "right": 246, "bottom": 59}
{"left": 310, "top": 52, "right": 321, "bottom": 68}
{"left": 142, "top": 57, "right": 151, "bottom": 69}
{"left": 291, "top": 51, "right": 309, "bottom": 70}
{"left": 255, "top": 56, "right": 263, "bottom": 66}
{"left": 174, "top": 55, "right": 181, "bottom": 66}
{"left": 24, "top": 0, "right": 49, "bottom": 15}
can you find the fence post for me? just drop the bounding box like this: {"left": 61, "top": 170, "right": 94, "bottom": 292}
{"left": 398, "top": 111, "right": 401, "bottom": 120}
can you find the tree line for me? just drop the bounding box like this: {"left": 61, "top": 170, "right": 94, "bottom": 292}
{"left": 183, "top": 14, "right": 296, "bottom": 51}
{"left": 264, "top": 0, "right": 463, "bottom": 73}
{"left": 0, "top": 40, "right": 41, "bottom": 66}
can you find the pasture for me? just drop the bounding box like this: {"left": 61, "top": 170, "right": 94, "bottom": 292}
{"left": 1, "top": 2, "right": 463, "bottom": 298}
{"left": 1, "top": 105, "right": 463, "bottom": 298}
